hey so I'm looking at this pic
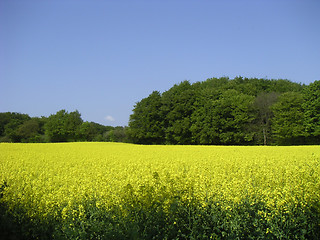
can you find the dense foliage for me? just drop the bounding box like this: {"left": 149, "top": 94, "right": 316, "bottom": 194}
{"left": 1, "top": 143, "right": 319, "bottom": 239}
{"left": 0, "top": 110, "right": 127, "bottom": 143}
{"left": 2, "top": 77, "right": 319, "bottom": 145}
{"left": 129, "top": 77, "right": 320, "bottom": 145}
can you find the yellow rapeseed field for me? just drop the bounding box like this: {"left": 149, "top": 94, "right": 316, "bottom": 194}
{"left": 0, "top": 142, "right": 319, "bottom": 239}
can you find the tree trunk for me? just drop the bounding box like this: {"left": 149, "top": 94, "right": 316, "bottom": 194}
{"left": 263, "top": 128, "right": 267, "bottom": 145}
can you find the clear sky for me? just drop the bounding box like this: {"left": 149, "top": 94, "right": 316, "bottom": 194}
{"left": 1, "top": 0, "right": 319, "bottom": 126}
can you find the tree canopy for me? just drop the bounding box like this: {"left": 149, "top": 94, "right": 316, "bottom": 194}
{"left": 1, "top": 77, "right": 319, "bottom": 145}
{"left": 128, "top": 77, "right": 319, "bottom": 145}
{"left": 0, "top": 110, "right": 126, "bottom": 143}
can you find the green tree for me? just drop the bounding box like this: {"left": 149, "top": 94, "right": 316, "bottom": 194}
{"left": 16, "top": 119, "right": 40, "bottom": 142}
{"left": 212, "top": 90, "right": 255, "bottom": 145}
{"left": 271, "top": 92, "right": 305, "bottom": 145}
{"left": 161, "top": 81, "right": 196, "bottom": 144}
{"left": 128, "top": 91, "right": 164, "bottom": 144}
{"left": 44, "top": 110, "right": 83, "bottom": 142}
{"left": 303, "top": 80, "right": 320, "bottom": 144}
{"left": 79, "top": 122, "right": 112, "bottom": 141}
{"left": 268, "top": 79, "right": 304, "bottom": 93}
{"left": 105, "top": 126, "right": 127, "bottom": 142}
{"left": 200, "top": 77, "right": 229, "bottom": 90}
{"left": 0, "top": 112, "right": 31, "bottom": 142}
{"left": 3, "top": 119, "right": 23, "bottom": 142}
{"left": 252, "top": 92, "right": 280, "bottom": 145}
{"left": 127, "top": 76, "right": 308, "bottom": 145}
{"left": 190, "top": 88, "right": 221, "bottom": 144}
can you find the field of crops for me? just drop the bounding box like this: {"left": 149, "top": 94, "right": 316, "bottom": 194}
{"left": 0, "top": 143, "right": 319, "bottom": 239}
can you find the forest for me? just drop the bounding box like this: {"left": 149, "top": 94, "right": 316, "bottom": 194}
{"left": 1, "top": 77, "right": 319, "bottom": 145}
{"left": 128, "top": 77, "right": 320, "bottom": 145}
{"left": 0, "top": 110, "right": 127, "bottom": 143}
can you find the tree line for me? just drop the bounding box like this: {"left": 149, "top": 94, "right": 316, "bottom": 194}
{"left": 1, "top": 77, "right": 319, "bottom": 145}
{"left": 0, "top": 110, "right": 127, "bottom": 143}
{"left": 128, "top": 77, "right": 320, "bottom": 145}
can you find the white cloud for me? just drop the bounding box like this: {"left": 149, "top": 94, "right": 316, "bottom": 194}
{"left": 105, "top": 115, "right": 115, "bottom": 122}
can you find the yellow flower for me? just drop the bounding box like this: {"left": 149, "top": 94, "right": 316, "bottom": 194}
{"left": 0, "top": 143, "right": 319, "bottom": 227}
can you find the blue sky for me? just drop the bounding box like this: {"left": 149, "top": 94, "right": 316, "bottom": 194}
{"left": 1, "top": 0, "right": 319, "bottom": 126}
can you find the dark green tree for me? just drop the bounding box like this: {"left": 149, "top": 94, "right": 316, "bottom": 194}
{"left": 16, "top": 119, "right": 40, "bottom": 142}
{"left": 3, "top": 119, "right": 23, "bottom": 142}
{"left": 105, "top": 126, "right": 127, "bottom": 142}
{"left": 161, "top": 81, "right": 196, "bottom": 144}
{"left": 79, "top": 122, "right": 112, "bottom": 141}
{"left": 212, "top": 89, "right": 255, "bottom": 145}
{"left": 44, "top": 110, "right": 83, "bottom": 142}
{"left": 128, "top": 91, "right": 164, "bottom": 144}
{"left": 128, "top": 77, "right": 309, "bottom": 145}
{"left": 190, "top": 88, "right": 221, "bottom": 144}
{"left": 271, "top": 92, "right": 305, "bottom": 145}
{"left": 252, "top": 92, "right": 280, "bottom": 145}
{"left": 0, "top": 112, "right": 14, "bottom": 138}
{"left": 0, "top": 112, "right": 31, "bottom": 142}
{"left": 302, "top": 80, "right": 320, "bottom": 144}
